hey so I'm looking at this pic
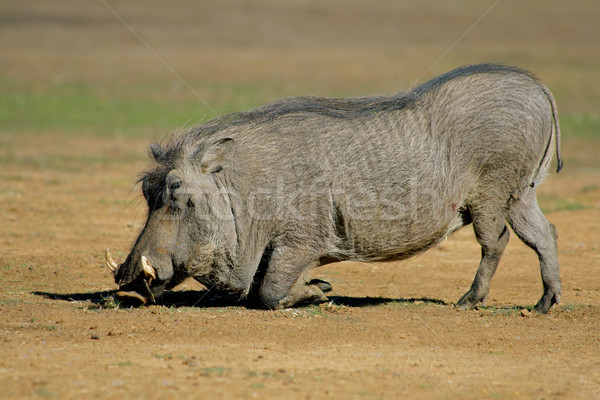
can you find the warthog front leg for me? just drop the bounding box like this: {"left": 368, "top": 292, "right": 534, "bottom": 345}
{"left": 257, "top": 246, "right": 331, "bottom": 310}
{"left": 273, "top": 279, "right": 330, "bottom": 310}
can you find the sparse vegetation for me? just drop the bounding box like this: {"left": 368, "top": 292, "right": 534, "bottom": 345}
{"left": 118, "top": 361, "right": 135, "bottom": 367}
{"left": 1, "top": 1, "right": 598, "bottom": 399}
{"left": 201, "top": 366, "right": 228, "bottom": 377}
{"left": 538, "top": 193, "right": 590, "bottom": 213}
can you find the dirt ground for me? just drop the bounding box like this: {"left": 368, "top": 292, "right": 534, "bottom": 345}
{"left": 1, "top": 1, "right": 600, "bottom": 399}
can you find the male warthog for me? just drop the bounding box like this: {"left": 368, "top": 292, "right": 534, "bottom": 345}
{"left": 106, "top": 64, "right": 563, "bottom": 313}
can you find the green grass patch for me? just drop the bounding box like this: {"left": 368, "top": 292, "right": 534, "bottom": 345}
{"left": 0, "top": 298, "right": 24, "bottom": 305}
{"left": 118, "top": 360, "right": 135, "bottom": 367}
{"left": 0, "top": 89, "right": 203, "bottom": 137}
{"left": 538, "top": 193, "right": 589, "bottom": 213}
{"left": 34, "top": 387, "right": 59, "bottom": 399}
{"left": 0, "top": 79, "right": 279, "bottom": 137}
{"left": 3, "top": 77, "right": 598, "bottom": 147}
{"left": 560, "top": 113, "right": 600, "bottom": 140}
{"left": 251, "top": 383, "right": 266, "bottom": 389}
{"left": 477, "top": 306, "right": 526, "bottom": 317}
{"left": 153, "top": 353, "right": 173, "bottom": 360}
{"left": 303, "top": 304, "right": 325, "bottom": 317}
{"left": 201, "top": 366, "right": 228, "bottom": 377}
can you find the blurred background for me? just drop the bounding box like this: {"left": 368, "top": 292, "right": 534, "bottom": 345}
{"left": 2, "top": 0, "right": 599, "bottom": 139}
{"left": 1, "top": 3, "right": 599, "bottom": 398}
{"left": 1, "top": 0, "right": 598, "bottom": 281}
{"left": 1, "top": 0, "right": 599, "bottom": 285}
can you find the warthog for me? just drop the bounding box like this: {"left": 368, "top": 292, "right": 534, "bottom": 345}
{"left": 106, "top": 64, "right": 563, "bottom": 313}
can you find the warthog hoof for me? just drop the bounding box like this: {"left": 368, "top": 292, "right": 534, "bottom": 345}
{"left": 307, "top": 279, "right": 332, "bottom": 293}
{"left": 456, "top": 289, "right": 488, "bottom": 310}
{"left": 534, "top": 290, "right": 561, "bottom": 314}
{"left": 273, "top": 280, "right": 332, "bottom": 310}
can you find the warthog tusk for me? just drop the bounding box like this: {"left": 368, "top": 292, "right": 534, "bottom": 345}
{"left": 141, "top": 255, "right": 157, "bottom": 280}
{"left": 115, "top": 290, "right": 147, "bottom": 305}
{"left": 105, "top": 248, "right": 118, "bottom": 272}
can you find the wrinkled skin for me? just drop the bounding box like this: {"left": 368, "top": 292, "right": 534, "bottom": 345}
{"left": 110, "top": 139, "right": 242, "bottom": 306}
{"left": 107, "top": 64, "right": 562, "bottom": 312}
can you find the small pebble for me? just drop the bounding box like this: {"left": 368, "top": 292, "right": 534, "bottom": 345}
{"left": 520, "top": 309, "right": 532, "bottom": 318}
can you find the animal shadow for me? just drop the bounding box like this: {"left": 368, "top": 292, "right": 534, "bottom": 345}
{"left": 328, "top": 296, "right": 447, "bottom": 307}
{"left": 34, "top": 290, "right": 447, "bottom": 309}
{"left": 33, "top": 290, "right": 115, "bottom": 305}
{"left": 33, "top": 290, "right": 243, "bottom": 308}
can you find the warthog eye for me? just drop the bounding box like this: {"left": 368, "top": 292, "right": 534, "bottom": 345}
{"left": 187, "top": 198, "right": 195, "bottom": 208}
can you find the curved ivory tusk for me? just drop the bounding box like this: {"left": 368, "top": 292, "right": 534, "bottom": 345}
{"left": 141, "top": 255, "right": 157, "bottom": 280}
{"left": 105, "top": 248, "right": 119, "bottom": 273}
{"left": 115, "top": 290, "right": 147, "bottom": 305}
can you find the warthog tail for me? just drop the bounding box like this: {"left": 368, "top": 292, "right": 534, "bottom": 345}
{"left": 530, "top": 84, "right": 563, "bottom": 188}
{"left": 542, "top": 84, "right": 563, "bottom": 174}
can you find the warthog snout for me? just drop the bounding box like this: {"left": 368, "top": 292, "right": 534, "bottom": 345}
{"left": 106, "top": 249, "right": 160, "bottom": 306}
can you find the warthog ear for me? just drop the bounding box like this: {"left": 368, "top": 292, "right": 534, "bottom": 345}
{"left": 197, "top": 138, "right": 234, "bottom": 174}
{"left": 149, "top": 143, "right": 165, "bottom": 163}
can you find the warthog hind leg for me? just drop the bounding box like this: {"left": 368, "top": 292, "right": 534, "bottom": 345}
{"left": 507, "top": 188, "right": 561, "bottom": 313}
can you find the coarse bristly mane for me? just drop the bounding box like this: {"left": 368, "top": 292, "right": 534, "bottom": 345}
{"left": 189, "top": 63, "right": 534, "bottom": 137}
{"left": 148, "top": 63, "right": 536, "bottom": 172}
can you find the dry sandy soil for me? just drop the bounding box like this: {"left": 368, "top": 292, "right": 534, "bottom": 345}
{"left": 1, "top": 1, "right": 599, "bottom": 399}
{"left": 3, "top": 135, "right": 600, "bottom": 400}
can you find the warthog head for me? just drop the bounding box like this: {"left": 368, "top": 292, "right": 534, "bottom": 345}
{"left": 106, "top": 137, "right": 237, "bottom": 306}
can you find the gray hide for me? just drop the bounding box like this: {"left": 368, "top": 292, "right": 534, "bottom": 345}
{"left": 108, "top": 64, "right": 562, "bottom": 313}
